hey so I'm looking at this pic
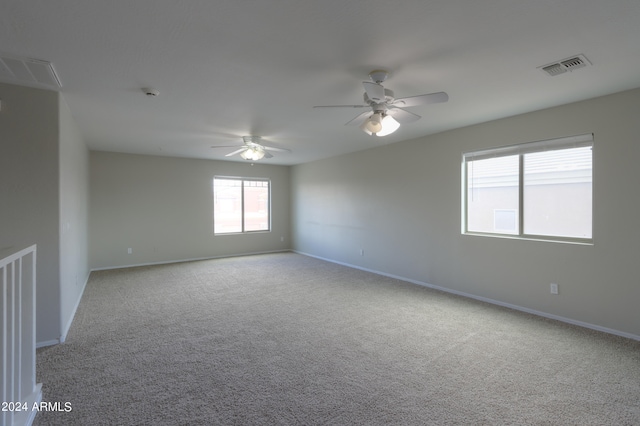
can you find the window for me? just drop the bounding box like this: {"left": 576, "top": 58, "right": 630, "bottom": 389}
{"left": 462, "top": 134, "right": 593, "bottom": 243}
{"left": 213, "top": 177, "right": 270, "bottom": 234}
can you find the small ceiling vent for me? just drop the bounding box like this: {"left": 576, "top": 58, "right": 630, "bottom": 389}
{"left": 539, "top": 54, "right": 591, "bottom": 77}
{"left": 0, "top": 53, "right": 62, "bottom": 89}
{"left": 542, "top": 63, "right": 567, "bottom": 77}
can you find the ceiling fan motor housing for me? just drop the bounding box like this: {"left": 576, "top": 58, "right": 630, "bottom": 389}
{"left": 363, "top": 88, "right": 395, "bottom": 109}
{"left": 369, "top": 70, "right": 390, "bottom": 84}
{"left": 242, "top": 135, "right": 262, "bottom": 144}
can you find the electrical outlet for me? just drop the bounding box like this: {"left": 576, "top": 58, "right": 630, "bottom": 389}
{"left": 550, "top": 283, "right": 559, "bottom": 295}
{"left": 127, "top": 248, "right": 133, "bottom": 254}
{"left": 360, "top": 249, "right": 364, "bottom": 256}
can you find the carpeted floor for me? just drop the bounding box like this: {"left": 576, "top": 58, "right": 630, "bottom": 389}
{"left": 34, "top": 252, "right": 640, "bottom": 425}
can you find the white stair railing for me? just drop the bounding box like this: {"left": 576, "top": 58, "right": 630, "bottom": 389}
{"left": 1, "top": 245, "right": 42, "bottom": 426}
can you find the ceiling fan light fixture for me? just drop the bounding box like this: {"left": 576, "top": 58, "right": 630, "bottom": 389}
{"left": 376, "top": 115, "right": 400, "bottom": 137}
{"left": 359, "top": 121, "right": 372, "bottom": 135}
{"left": 240, "top": 146, "right": 265, "bottom": 160}
{"left": 361, "top": 112, "right": 383, "bottom": 134}
{"left": 360, "top": 112, "right": 399, "bottom": 136}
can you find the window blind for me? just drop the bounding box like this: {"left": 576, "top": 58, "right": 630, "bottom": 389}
{"left": 463, "top": 133, "right": 593, "bottom": 162}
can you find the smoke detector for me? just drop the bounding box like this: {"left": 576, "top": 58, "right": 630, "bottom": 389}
{"left": 539, "top": 54, "right": 591, "bottom": 77}
{"left": 142, "top": 87, "right": 159, "bottom": 97}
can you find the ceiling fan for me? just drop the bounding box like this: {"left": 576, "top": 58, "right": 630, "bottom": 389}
{"left": 314, "top": 70, "right": 448, "bottom": 136}
{"left": 211, "top": 136, "right": 291, "bottom": 161}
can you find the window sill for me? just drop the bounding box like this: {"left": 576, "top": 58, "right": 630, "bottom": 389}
{"left": 462, "top": 231, "right": 593, "bottom": 246}
{"left": 214, "top": 230, "right": 271, "bottom": 236}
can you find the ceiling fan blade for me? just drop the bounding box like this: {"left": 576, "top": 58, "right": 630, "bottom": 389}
{"left": 313, "top": 104, "right": 368, "bottom": 109}
{"left": 225, "top": 147, "right": 247, "bottom": 157}
{"left": 362, "top": 81, "right": 386, "bottom": 103}
{"left": 345, "top": 110, "right": 372, "bottom": 126}
{"left": 263, "top": 145, "right": 292, "bottom": 153}
{"left": 211, "top": 145, "right": 245, "bottom": 148}
{"left": 263, "top": 151, "right": 274, "bottom": 159}
{"left": 393, "top": 91, "right": 449, "bottom": 107}
{"left": 387, "top": 107, "right": 421, "bottom": 123}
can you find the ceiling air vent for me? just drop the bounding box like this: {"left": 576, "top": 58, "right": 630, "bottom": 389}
{"left": 0, "top": 53, "right": 62, "bottom": 89}
{"left": 539, "top": 54, "right": 591, "bottom": 77}
{"left": 542, "top": 63, "right": 567, "bottom": 76}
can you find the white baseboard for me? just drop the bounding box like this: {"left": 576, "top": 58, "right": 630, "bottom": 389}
{"left": 36, "top": 339, "right": 60, "bottom": 348}
{"left": 90, "top": 249, "right": 291, "bottom": 272}
{"left": 37, "top": 271, "right": 92, "bottom": 348}
{"left": 294, "top": 250, "right": 640, "bottom": 342}
{"left": 60, "top": 271, "right": 91, "bottom": 343}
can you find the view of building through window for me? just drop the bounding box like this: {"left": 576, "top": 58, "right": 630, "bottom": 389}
{"left": 464, "top": 140, "right": 592, "bottom": 241}
{"left": 467, "top": 155, "right": 520, "bottom": 235}
{"left": 213, "top": 178, "right": 270, "bottom": 234}
{"left": 523, "top": 147, "right": 592, "bottom": 238}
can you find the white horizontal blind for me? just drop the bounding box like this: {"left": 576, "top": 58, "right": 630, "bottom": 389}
{"left": 463, "top": 133, "right": 593, "bottom": 162}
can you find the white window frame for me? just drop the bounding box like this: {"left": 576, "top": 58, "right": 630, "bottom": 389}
{"left": 462, "top": 133, "right": 593, "bottom": 244}
{"left": 213, "top": 176, "right": 271, "bottom": 235}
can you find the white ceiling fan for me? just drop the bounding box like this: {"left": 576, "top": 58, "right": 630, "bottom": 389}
{"left": 314, "top": 70, "right": 449, "bottom": 136}
{"left": 211, "top": 136, "right": 291, "bottom": 161}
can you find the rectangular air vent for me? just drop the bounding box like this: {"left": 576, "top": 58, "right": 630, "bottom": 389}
{"left": 539, "top": 54, "right": 591, "bottom": 77}
{"left": 0, "top": 53, "right": 62, "bottom": 88}
{"left": 542, "top": 63, "right": 567, "bottom": 76}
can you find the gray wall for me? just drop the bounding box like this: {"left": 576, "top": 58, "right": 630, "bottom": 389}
{"left": 291, "top": 88, "right": 640, "bottom": 338}
{"left": 0, "top": 82, "right": 90, "bottom": 346}
{"left": 1, "top": 83, "right": 61, "bottom": 344}
{"left": 59, "top": 95, "right": 90, "bottom": 340}
{"left": 90, "top": 151, "right": 291, "bottom": 270}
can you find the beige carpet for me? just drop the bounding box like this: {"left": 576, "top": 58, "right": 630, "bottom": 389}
{"left": 35, "top": 252, "right": 640, "bottom": 425}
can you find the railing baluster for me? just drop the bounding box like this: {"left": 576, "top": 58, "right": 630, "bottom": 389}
{"left": 2, "top": 262, "right": 7, "bottom": 426}
{"left": 1, "top": 245, "right": 42, "bottom": 426}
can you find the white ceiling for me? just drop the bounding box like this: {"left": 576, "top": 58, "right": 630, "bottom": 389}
{"left": 2, "top": 0, "right": 640, "bottom": 165}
